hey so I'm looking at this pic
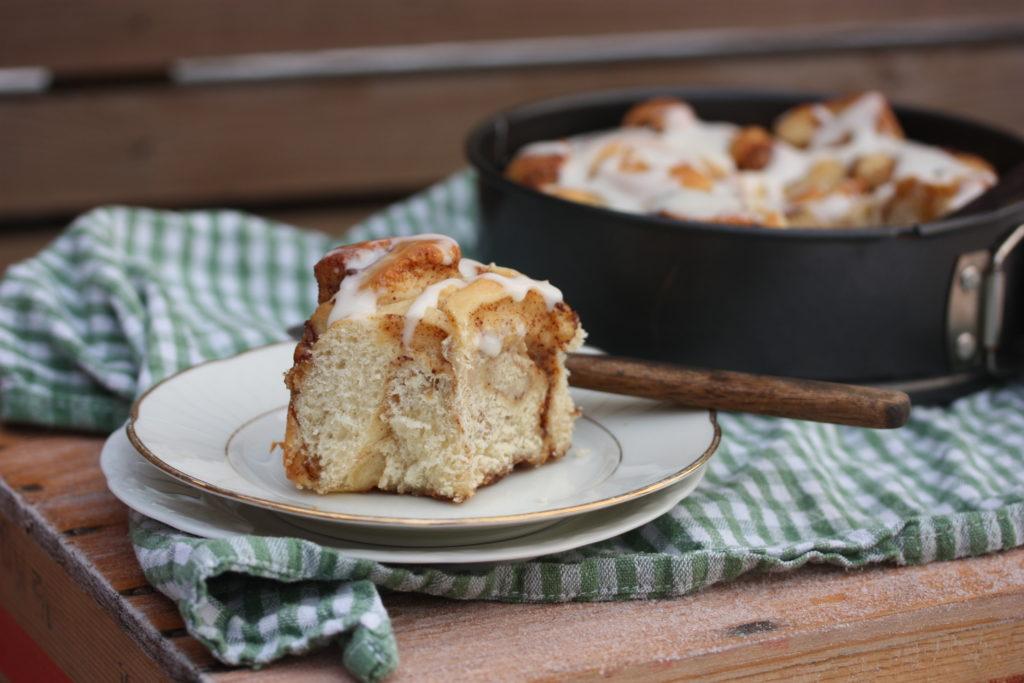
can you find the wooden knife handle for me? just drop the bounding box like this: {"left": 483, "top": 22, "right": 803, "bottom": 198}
{"left": 566, "top": 353, "right": 911, "bottom": 429}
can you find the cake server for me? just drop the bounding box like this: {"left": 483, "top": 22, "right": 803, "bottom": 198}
{"left": 565, "top": 353, "right": 910, "bottom": 430}
{"left": 285, "top": 325, "right": 910, "bottom": 429}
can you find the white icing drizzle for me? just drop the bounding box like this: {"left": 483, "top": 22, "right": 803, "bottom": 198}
{"left": 476, "top": 331, "right": 503, "bottom": 357}
{"left": 658, "top": 186, "right": 746, "bottom": 219}
{"left": 519, "top": 140, "right": 571, "bottom": 157}
{"left": 515, "top": 92, "right": 996, "bottom": 227}
{"left": 326, "top": 247, "right": 388, "bottom": 325}
{"left": 803, "top": 193, "right": 859, "bottom": 223}
{"left": 328, "top": 280, "right": 379, "bottom": 324}
{"left": 810, "top": 92, "right": 884, "bottom": 148}
{"left": 325, "top": 237, "right": 564, "bottom": 349}
{"left": 325, "top": 233, "right": 458, "bottom": 264}
{"left": 662, "top": 102, "right": 698, "bottom": 130}
{"left": 894, "top": 142, "right": 973, "bottom": 183}
{"left": 458, "top": 257, "right": 485, "bottom": 279}
{"left": 327, "top": 235, "right": 459, "bottom": 326}
{"left": 402, "top": 278, "right": 467, "bottom": 347}
{"left": 478, "top": 272, "right": 563, "bottom": 309}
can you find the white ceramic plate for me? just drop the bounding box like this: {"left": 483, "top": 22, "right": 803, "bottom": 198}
{"left": 102, "top": 427, "right": 707, "bottom": 563}
{"left": 127, "top": 343, "right": 718, "bottom": 532}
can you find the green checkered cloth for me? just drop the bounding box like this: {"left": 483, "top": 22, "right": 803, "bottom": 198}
{"left": 3, "top": 172, "right": 1024, "bottom": 682}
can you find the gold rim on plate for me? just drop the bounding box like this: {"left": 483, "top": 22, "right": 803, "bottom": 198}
{"left": 126, "top": 342, "right": 721, "bottom": 527}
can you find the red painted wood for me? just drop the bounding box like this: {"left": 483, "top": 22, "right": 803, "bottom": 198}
{"left": 0, "top": 605, "right": 72, "bottom": 683}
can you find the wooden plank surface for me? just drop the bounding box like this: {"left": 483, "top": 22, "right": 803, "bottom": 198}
{"left": 217, "top": 559, "right": 1024, "bottom": 681}
{"left": 3, "top": 0, "right": 1021, "bottom": 74}
{"left": 1, "top": 423, "right": 1023, "bottom": 681}
{"left": 0, "top": 508, "right": 176, "bottom": 682}
{"left": 2, "top": 43, "right": 1022, "bottom": 220}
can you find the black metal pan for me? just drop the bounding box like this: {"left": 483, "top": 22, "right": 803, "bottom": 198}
{"left": 465, "top": 88, "right": 1024, "bottom": 403}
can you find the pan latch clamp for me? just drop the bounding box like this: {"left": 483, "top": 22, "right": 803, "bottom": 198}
{"left": 948, "top": 223, "right": 1024, "bottom": 374}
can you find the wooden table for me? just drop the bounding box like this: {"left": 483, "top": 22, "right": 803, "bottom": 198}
{"left": 2, "top": 424, "right": 1023, "bottom": 681}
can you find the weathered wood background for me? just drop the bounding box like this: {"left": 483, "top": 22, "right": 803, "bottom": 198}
{"left": 1, "top": 0, "right": 1023, "bottom": 269}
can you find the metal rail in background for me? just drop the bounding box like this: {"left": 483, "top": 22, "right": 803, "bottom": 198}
{"left": 1, "top": 17, "right": 1021, "bottom": 94}
{"left": 172, "top": 19, "right": 1024, "bottom": 85}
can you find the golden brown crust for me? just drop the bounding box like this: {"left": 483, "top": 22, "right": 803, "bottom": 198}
{"left": 622, "top": 96, "right": 691, "bottom": 131}
{"left": 884, "top": 177, "right": 960, "bottom": 225}
{"left": 851, "top": 153, "right": 896, "bottom": 190}
{"left": 292, "top": 320, "right": 318, "bottom": 365}
{"left": 314, "top": 237, "right": 460, "bottom": 304}
{"left": 669, "top": 164, "right": 714, "bottom": 192}
{"left": 543, "top": 186, "right": 606, "bottom": 206}
{"left": 824, "top": 92, "right": 904, "bottom": 139}
{"left": 658, "top": 210, "right": 785, "bottom": 228}
{"left": 774, "top": 92, "right": 904, "bottom": 148}
{"left": 773, "top": 103, "right": 820, "bottom": 148}
{"left": 730, "top": 126, "right": 774, "bottom": 170}
{"left": 785, "top": 158, "right": 848, "bottom": 203}
{"left": 283, "top": 404, "right": 319, "bottom": 488}
{"left": 504, "top": 153, "right": 565, "bottom": 188}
